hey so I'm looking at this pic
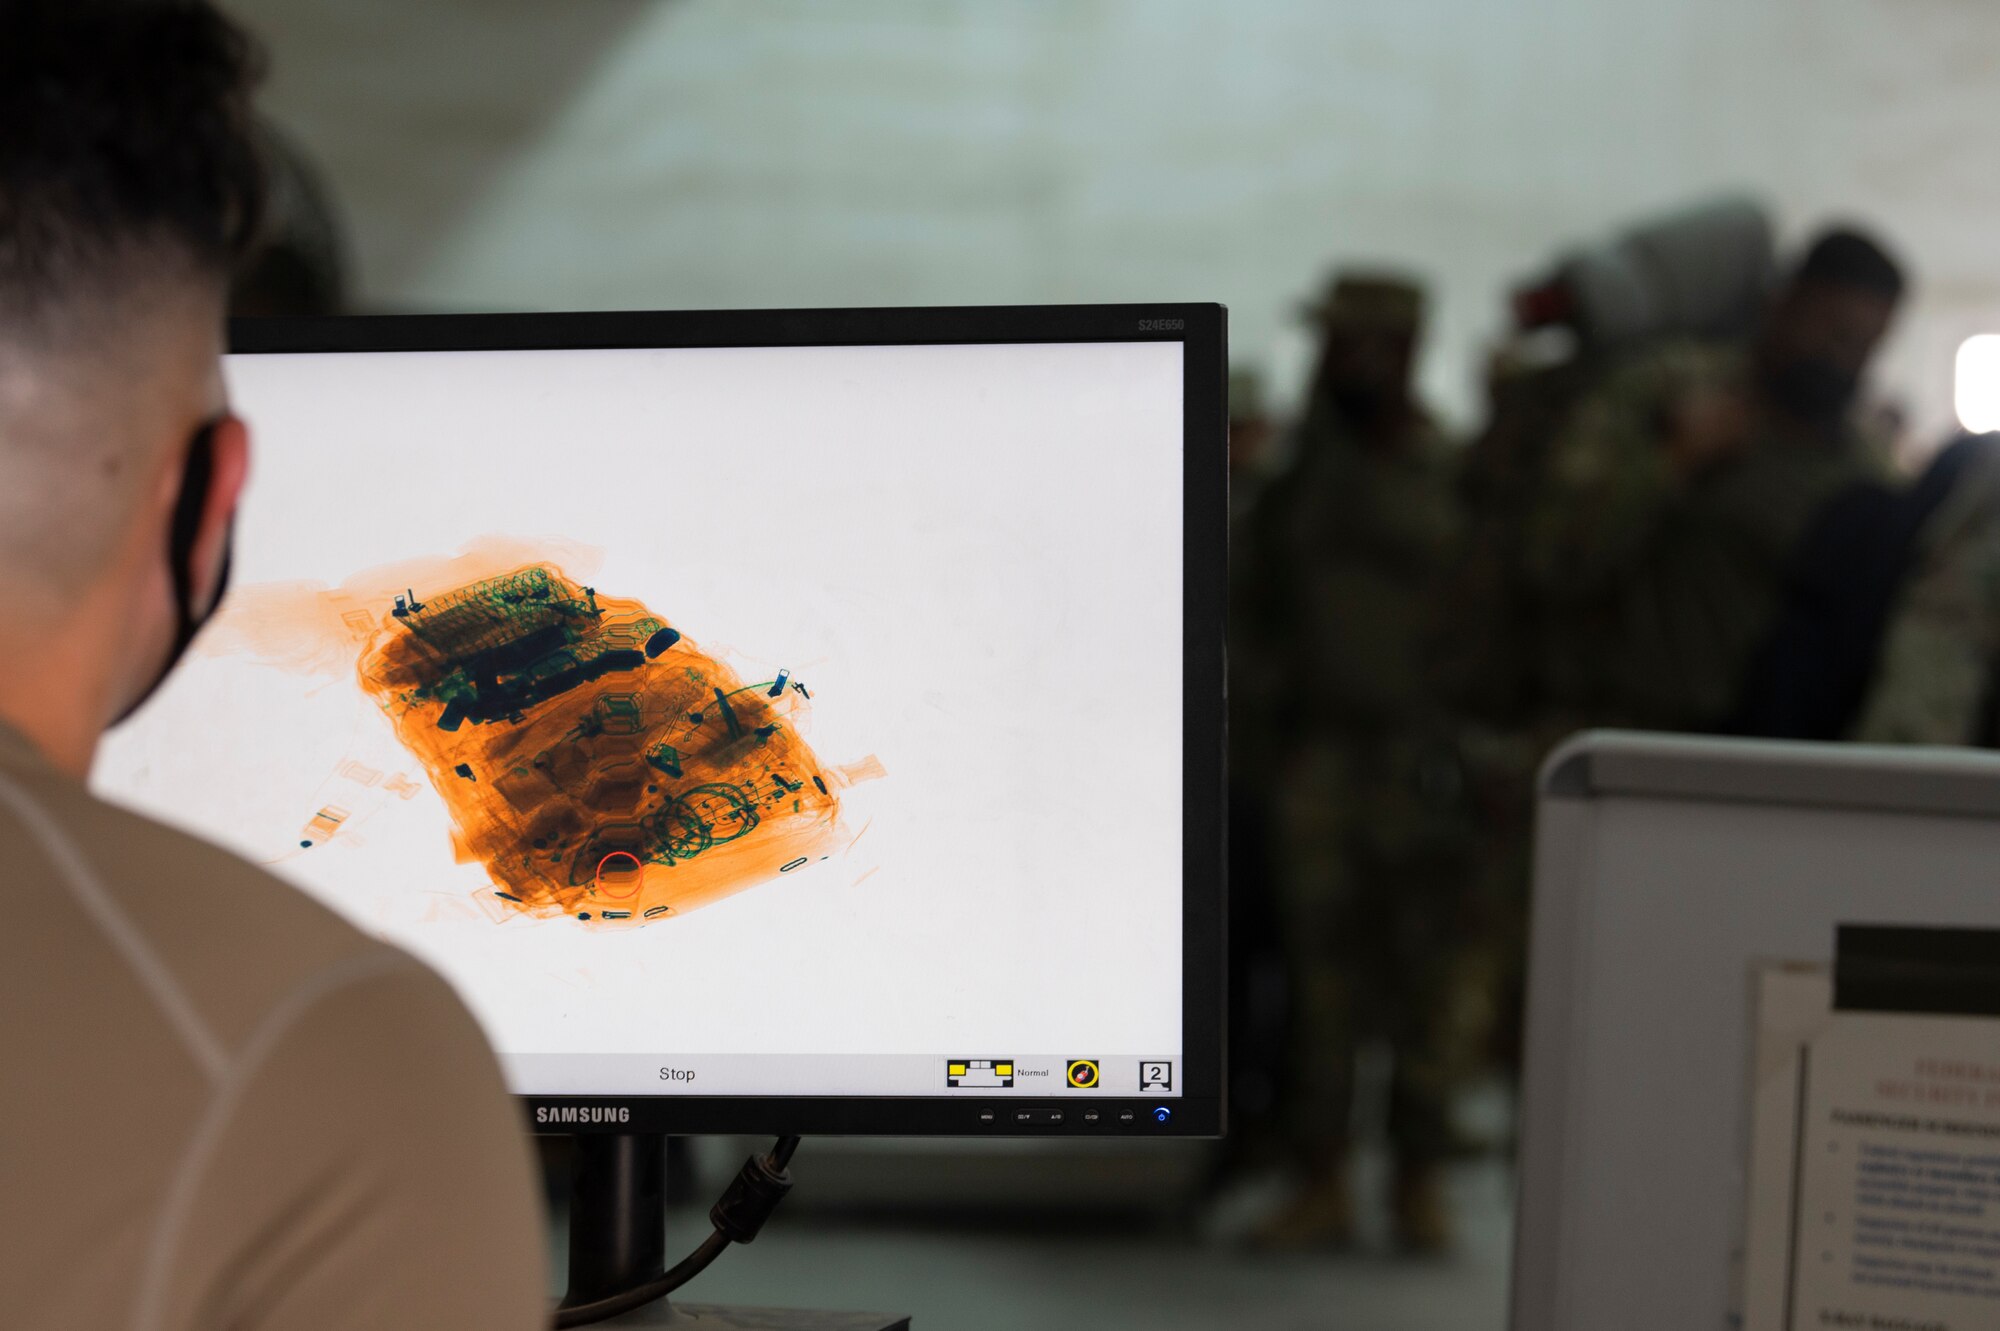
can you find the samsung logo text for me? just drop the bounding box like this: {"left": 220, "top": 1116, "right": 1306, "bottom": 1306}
{"left": 536, "top": 1106, "right": 631, "bottom": 1125}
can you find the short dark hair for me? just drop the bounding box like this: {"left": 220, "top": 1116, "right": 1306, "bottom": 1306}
{"left": 0, "top": 0, "right": 265, "bottom": 317}
{"left": 1791, "top": 226, "right": 1905, "bottom": 300}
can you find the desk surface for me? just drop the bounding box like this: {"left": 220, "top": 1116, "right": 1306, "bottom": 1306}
{"left": 601, "top": 1301, "right": 909, "bottom": 1329}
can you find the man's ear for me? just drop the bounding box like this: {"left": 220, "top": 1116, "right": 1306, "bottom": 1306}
{"left": 190, "top": 413, "right": 250, "bottom": 610}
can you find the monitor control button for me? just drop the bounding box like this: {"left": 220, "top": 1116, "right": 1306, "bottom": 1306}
{"left": 1152, "top": 1106, "right": 1172, "bottom": 1124}
{"left": 1046, "top": 1110, "right": 1064, "bottom": 1125}
{"left": 1083, "top": 1110, "right": 1101, "bottom": 1124}
{"left": 1118, "top": 1109, "right": 1136, "bottom": 1124}
{"left": 977, "top": 1108, "right": 998, "bottom": 1125}
{"left": 1013, "top": 1110, "right": 1035, "bottom": 1125}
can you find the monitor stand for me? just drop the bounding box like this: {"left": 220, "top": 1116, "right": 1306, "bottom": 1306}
{"left": 557, "top": 1133, "right": 910, "bottom": 1329}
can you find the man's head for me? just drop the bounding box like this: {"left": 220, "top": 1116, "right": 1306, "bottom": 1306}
{"left": 0, "top": 0, "right": 263, "bottom": 763}
{"left": 1302, "top": 271, "right": 1426, "bottom": 432}
{"left": 1755, "top": 227, "right": 1905, "bottom": 427}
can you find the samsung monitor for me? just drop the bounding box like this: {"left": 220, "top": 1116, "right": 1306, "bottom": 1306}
{"left": 92, "top": 304, "right": 1226, "bottom": 1138}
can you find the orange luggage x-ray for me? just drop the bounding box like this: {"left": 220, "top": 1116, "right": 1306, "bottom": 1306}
{"left": 354, "top": 560, "right": 841, "bottom": 924}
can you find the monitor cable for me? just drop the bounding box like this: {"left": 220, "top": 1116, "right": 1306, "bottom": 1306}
{"left": 553, "top": 1135, "right": 802, "bottom": 1328}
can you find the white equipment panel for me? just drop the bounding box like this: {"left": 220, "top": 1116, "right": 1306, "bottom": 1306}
{"left": 1513, "top": 731, "right": 2000, "bottom": 1331}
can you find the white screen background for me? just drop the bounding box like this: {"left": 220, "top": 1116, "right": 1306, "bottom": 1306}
{"left": 94, "top": 341, "right": 1186, "bottom": 1069}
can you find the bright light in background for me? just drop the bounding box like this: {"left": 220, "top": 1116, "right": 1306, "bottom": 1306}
{"left": 1957, "top": 336, "right": 2000, "bottom": 433}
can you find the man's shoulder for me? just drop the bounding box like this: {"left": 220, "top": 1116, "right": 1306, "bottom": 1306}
{"left": 2, "top": 778, "right": 555, "bottom": 1331}
{"left": 0, "top": 761, "right": 409, "bottom": 1054}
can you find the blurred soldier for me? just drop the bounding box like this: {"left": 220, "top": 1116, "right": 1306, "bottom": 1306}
{"left": 1237, "top": 272, "right": 1474, "bottom": 1252}
{"left": 1423, "top": 202, "right": 1796, "bottom": 1126}
{"left": 1453, "top": 199, "right": 1773, "bottom": 723}
{"left": 230, "top": 122, "right": 351, "bottom": 317}
{"left": 1522, "top": 227, "right": 1907, "bottom": 733}
{"left": 1447, "top": 196, "right": 1779, "bottom": 735}
{"left": 1228, "top": 366, "right": 1281, "bottom": 495}
{"left": 1223, "top": 362, "right": 1297, "bottom": 1158}
{"left": 1850, "top": 432, "right": 2000, "bottom": 745}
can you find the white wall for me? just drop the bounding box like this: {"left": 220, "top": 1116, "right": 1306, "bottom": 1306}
{"left": 235, "top": 0, "right": 2000, "bottom": 441}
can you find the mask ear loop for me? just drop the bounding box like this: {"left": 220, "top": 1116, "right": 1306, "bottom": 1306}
{"left": 167, "top": 419, "right": 224, "bottom": 638}
{"left": 113, "top": 418, "right": 231, "bottom": 726}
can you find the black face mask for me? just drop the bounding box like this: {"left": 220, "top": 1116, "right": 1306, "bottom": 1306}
{"left": 1325, "top": 383, "right": 1398, "bottom": 430}
{"left": 1765, "top": 357, "right": 1862, "bottom": 424}
{"left": 113, "top": 420, "right": 235, "bottom": 725}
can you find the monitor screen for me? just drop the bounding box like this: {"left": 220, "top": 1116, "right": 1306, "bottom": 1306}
{"left": 92, "top": 307, "right": 1224, "bottom": 1135}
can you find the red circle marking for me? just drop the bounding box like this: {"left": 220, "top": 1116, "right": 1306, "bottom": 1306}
{"left": 594, "top": 851, "right": 643, "bottom": 899}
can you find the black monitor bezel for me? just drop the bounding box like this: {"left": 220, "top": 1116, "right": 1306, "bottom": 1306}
{"left": 230, "top": 303, "right": 1227, "bottom": 1138}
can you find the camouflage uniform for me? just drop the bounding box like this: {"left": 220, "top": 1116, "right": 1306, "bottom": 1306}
{"left": 1442, "top": 350, "right": 1619, "bottom": 1040}
{"left": 1523, "top": 339, "right": 1885, "bottom": 733}
{"left": 1853, "top": 436, "right": 2000, "bottom": 745}
{"left": 1237, "top": 373, "right": 1476, "bottom": 1202}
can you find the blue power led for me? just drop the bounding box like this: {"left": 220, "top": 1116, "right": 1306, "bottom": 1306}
{"left": 1153, "top": 1106, "right": 1172, "bottom": 1124}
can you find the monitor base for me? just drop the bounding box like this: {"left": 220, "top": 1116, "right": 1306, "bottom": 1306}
{"left": 598, "top": 1304, "right": 909, "bottom": 1329}
{"left": 557, "top": 1134, "right": 909, "bottom": 1330}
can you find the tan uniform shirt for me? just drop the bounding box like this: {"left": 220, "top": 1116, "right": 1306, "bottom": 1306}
{"left": 0, "top": 721, "right": 548, "bottom": 1330}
